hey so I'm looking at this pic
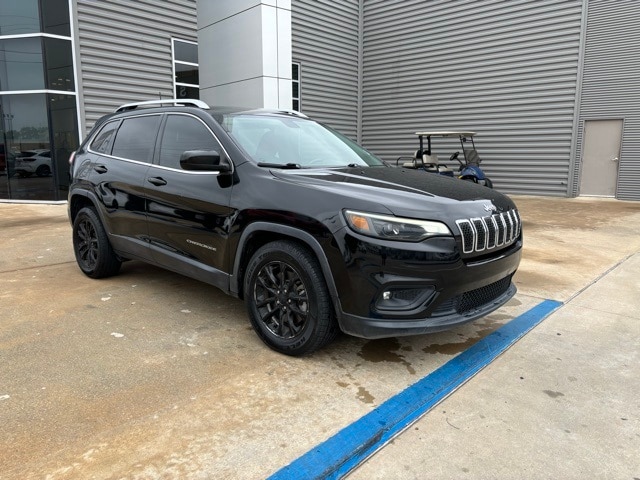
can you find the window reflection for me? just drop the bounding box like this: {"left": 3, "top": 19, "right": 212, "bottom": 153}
{"left": 0, "top": 0, "right": 77, "bottom": 200}
{"left": 0, "top": 0, "right": 70, "bottom": 37}
{"left": 0, "top": 38, "right": 45, "bottom": 91}
{"left": 0, "top": 93, "right": 78, "bottom": 200}
{"left": 0, "top": 94, "right": 53, "bottom": 200}
{"left": 0, "top": 1, "right": 40, "bottom": 36}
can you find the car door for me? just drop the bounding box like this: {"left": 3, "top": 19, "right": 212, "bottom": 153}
{"left": 144, "top": 113, "right": 235, "bottom": 289}
{"left": 89, "top": 114, "right": 161, "bottom": 259}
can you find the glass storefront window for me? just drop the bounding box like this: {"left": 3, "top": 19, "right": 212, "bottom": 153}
{"left": 0, "top": 37, "right": 74, "bottom": 93}
{"left": 0, "top": 0, "right": 70, "bottom": 37}
{"left": 0, "top": 1, "right": 40, "bottom": 36}
{"left": 0, "top": 0, "right": 76, "bottom": 201}
{"left": 0, "top": 38, "right": 45, "bottom": 91}
{"left": 44, "top": 37, "right": 74, "bottom": 91}
{"left": 40, "top": 0, "right": 71, "bottom": 37}
{"left": 49, "top": 93, "right": 79, "bottom": 197}
{"left": 0, "top": 93, "right": 78, "bottom": 201}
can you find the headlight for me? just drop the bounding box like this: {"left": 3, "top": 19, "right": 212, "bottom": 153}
{"left": 344, "top": 210, "right": 452, "bottom": 242}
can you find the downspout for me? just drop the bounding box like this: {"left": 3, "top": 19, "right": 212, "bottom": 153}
{"left": 357, "top": 0, "right": 363, "bottom": 144}
{"left": 567, "top": 0, "right": 588, "bottom": 197}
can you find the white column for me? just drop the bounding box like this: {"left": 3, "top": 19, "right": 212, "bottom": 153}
{"left": 197, "top": 0, "right": 292, "bottom": 109}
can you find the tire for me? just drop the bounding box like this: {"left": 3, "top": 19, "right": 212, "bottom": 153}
{"left": 461, "top": 176, "right": 477, "bottom": 183}
{"left": 244, "top": 240, "right": 338, "bottom": 356}
{"left": 484, "top": 177, "right": 493, "bottom": 189}
{"left": 36, "top": 165, "right": 51, "bottom": 177}
{"left": 72, "top": 207, "right": 121, "bottom": 278}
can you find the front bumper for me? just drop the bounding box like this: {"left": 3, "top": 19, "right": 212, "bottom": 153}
{"left": 340, "top": 278, "right": 517, "bottom": 339}
{"left": 333, "top": 230, "right": 522, "bottom": 338}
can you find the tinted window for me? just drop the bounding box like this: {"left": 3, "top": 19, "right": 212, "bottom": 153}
{"left": 43, "top": 37, "right": 74, "bottom": 91}
{"left": 174, "top": 41, "right": 198, "bottom": 64}
{"left": 40, "top": 0, "right": 71, "bottom": 36}
{"left": 90, "top": 121, "right": 119, "bottom": 154}
{"left": 112, "top": 116, "right": 161, "bottom": 163}
{"left": 0, "top": 1, "right": 39, "bottom": 35}
{"left": 159, "top": 115, "right": 219, "bottom": 169}
{"left": 0, "top": 38, "right": 44, "bottom": 91}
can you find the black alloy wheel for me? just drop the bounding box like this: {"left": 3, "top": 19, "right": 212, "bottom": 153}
{"left": 255, "top": 260, "right": 309, "bottom": 338}
{"left": 245, "top": 240, "right": 338, "bottom": 356}
{"left": 72, "top": 207, "right": 121, "bottom": 278}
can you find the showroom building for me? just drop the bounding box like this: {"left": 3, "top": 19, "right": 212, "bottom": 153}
{"left": 0, "top": 0, "right": 638, "bottom": 201}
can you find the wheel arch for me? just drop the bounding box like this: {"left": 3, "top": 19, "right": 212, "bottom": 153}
{"left": 68, "top": 190, "right": 101, "bottom": 224}
{"left": 231, "top": 222, "right": 342, "bottom": 317}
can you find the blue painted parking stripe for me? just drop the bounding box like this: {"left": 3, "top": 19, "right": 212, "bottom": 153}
{"left": 268, "top": 299, "right": 563, "bottom": 480}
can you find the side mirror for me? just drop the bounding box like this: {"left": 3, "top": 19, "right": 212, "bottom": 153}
{"left": 180, "top": 150, "right": 231, "bottom": 172}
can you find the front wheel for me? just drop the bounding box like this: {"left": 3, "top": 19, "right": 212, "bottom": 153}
{"left": 72, "top": 207, "right": 121, "bottom": 278}
{"left": 244, "top": 240, "right": 338, "bottom": 356}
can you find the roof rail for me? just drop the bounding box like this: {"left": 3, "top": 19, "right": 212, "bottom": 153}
{"left": 115, "top": 99, "right": 210, "bottom": 113}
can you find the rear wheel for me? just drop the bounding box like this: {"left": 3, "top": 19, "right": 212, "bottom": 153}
{"left": 72, "top": 207, "right": 121, "bottom": 278}
{"left": 244, "top": 240, "right": 338, "bottom": 356}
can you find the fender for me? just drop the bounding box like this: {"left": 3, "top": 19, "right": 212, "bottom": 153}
{"left": 230, "top": 222, "right": 343, "bottom": 319}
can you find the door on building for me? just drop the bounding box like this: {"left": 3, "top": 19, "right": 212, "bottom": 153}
{"left": 580, "top": 119, "right": 623, "bottom": 197}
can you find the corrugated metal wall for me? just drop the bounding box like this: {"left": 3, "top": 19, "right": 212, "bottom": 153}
{"left": 573, "top": 1, "right": 640, "bottom": 201}
{"left": 75, "top": 0, "right": 197, "bottom": 132}
{"left": 361, "top": 0, "right": 583, "bottom": 195}
{"left": 291, "top": 0, "right": 360, "bottom": 140}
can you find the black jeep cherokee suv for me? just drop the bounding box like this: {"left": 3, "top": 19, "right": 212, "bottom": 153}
{"left": 68, "top": 99, "right": 522, "bottom": 356}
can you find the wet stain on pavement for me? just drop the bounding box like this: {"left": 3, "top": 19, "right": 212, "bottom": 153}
{"left": 357, "top": 337, "right": 416, "bottom": 374}
{"left": 422, "top": 319, "right": 502, "bottom": 355}
{"left": 543, "top": 390, "right": 565, "bottom": 399}
{"left": 356, "top": 386, "right": 375, "bottom": 404}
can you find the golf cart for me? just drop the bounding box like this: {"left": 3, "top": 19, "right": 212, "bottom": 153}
{"left": 396, "top": 131, "right": 493, "bottom": 188}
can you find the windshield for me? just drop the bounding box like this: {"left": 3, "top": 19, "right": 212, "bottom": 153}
{"left": 220, "top": 114, "right": 385, "bottom": 168}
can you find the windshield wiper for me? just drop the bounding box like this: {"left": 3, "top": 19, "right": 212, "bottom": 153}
{"left": 257, "top": 162, "right": 302, "bottom": 169}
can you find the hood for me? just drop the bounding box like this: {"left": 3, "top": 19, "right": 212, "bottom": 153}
{"left": 269, "top": 166, "right": 516, "bottom": 221}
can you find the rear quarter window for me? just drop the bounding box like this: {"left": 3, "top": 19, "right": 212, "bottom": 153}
{"left": 90, "top": 120, "right": 119, "bottom": 154}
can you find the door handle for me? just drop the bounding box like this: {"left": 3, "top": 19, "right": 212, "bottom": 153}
{"left": 611, "top": 157, "right": 619, "bottom": 162}
{"left": 94, "top": 165, "right": 108, "bottom": 174}
{"left": 147, "top": 177, "right": 167, "bottom": 186}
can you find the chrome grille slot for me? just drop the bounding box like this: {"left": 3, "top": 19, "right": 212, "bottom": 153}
{"left": 472, "top": 218, "right": 486, "bottom": 252}
{"left": 456, "top": 209, "right": 521, "bottom": 254}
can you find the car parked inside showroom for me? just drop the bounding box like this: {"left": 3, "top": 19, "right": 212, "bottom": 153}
{"left": 68, "top": 99, "right": 522, "bottom": 356}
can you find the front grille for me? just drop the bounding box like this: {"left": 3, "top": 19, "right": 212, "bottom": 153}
{"left": 455, "top": 276, "right": 512, "bottom": 314}
{"left": 456, "top": 209, "right": 521, "bottom": 254}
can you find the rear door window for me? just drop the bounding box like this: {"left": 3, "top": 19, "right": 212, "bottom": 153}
{"left": 111, "top": 115, "right": 161, "bottom": 163}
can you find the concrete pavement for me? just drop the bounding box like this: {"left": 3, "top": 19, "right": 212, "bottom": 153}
{"left": 349, "top": 251, "right": 640, "bottom": 479}
{"left": 1, "top": 196, "right": 639, "bottom": 479}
